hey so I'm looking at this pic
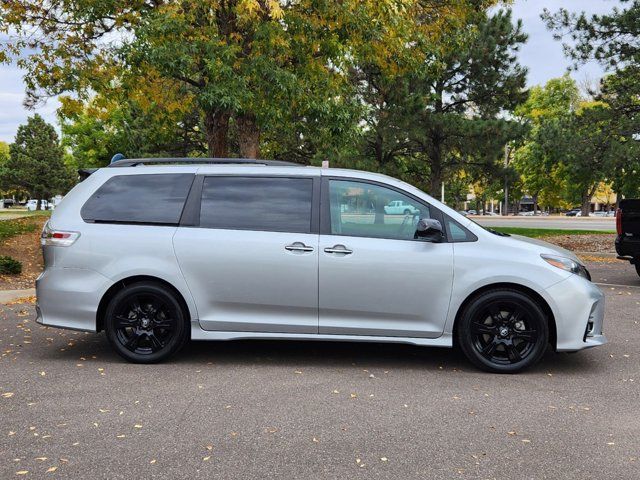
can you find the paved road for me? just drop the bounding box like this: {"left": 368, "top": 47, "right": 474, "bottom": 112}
{"left": 1, "top": 262, "right": 639, "bottom": 479}
{"left": 472, "top": 216, "right": 616, "bottom": 231}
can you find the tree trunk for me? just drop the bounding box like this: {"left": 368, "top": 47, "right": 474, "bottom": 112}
{"left": 533, "top": 193, "right": 539, "bottom": 215}
{"left": 428, "top": 139, "right": 442, "bottom": 197}
{"left": 204, "top": 110, "right": 230, "bottom": 157}
{"left": 429, "top": 86, "right": 444, "bottom": 197}
{"left": 237, "top": 114, "right": 260, "bottom": 159}
{"left": 580, "top": 192, "right": 591, "bottom": 217}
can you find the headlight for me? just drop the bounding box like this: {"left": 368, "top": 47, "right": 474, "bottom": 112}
{"left": 541, "top": 254, "right": 591, "bottom": 280}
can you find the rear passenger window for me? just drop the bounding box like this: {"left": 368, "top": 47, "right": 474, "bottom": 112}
{"left": 81, "top": 174, "right": 194, "bottom": 224}
{"left": 200, "top": 177, "right": 313, "bottom": 233}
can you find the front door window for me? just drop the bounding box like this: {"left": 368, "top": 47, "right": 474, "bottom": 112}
{"left": 329, "top": 180, "right": 429, "bottom": 240}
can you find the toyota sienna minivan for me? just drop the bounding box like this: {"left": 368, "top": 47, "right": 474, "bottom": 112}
{"left": 36, "top": 158, "right": 606, "bottom": 373}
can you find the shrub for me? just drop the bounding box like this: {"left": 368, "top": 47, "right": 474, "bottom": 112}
{"left": 0, "top": 256, "right": 22, "bottom": 275}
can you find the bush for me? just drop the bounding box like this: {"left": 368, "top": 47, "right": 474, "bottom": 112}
{"left": 0, "top": 256, "right": 22, "bottom": 275}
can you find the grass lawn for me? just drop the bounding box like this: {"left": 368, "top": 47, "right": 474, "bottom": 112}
{"left": 490, "top": 226, "right": 616, "bottom": 238}
{"left": 0, "top": 210, "right": 52, "bottom": 217}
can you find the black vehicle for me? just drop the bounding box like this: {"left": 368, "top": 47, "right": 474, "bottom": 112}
{"left": 2, "top": 198, "right": 15, "bottom": 208}
{"left": 565, "top": 208, "right": 581, "bottom": 217}
{"left": 615, "top": 199, "right": 640, "bottom": 277}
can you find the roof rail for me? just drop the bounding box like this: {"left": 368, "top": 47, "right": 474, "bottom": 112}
{"left": 108, "top": 157, "right": 302, "bottom": 168}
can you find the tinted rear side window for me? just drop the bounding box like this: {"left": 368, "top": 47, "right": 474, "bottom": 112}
{"left": 200, "top": 176, "right": 313, "bottom": 233}
{"left": 81, "top": 174, "right": 194, "bottom": 224}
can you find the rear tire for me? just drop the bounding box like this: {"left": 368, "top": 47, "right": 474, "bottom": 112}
{"left": 105, "top": 282, "right": 189, "bottom": 363}
{"left": 457, "top": 289, "right": 549, "bottom": 373}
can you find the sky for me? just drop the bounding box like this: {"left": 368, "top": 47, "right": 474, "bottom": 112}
{"left": 0, "top": 0, "right": 623, "bottom": 143}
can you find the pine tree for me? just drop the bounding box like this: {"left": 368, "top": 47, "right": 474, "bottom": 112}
{"left": 3, "top": 115, "right": 72, "bottom": 208}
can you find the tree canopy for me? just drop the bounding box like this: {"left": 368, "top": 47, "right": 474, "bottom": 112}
{"left": 1, "top": 115, "right": 72, "bottom": 205}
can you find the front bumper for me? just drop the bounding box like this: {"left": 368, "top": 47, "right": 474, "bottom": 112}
{"left": 36, "top": 267, "right": 111, "bottom": 332}
{"left": 545, "top": 274, "right": 607, "bottom": 352}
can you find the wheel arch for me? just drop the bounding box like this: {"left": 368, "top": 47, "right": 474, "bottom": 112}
{"left": 96, "top": 275, "right": 192, "bottom": 334}
{"left": 452, "top": 282, "right": 557, "bottom": 349}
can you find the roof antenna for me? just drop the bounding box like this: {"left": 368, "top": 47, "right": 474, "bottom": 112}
{"left": 110, "top": 153, "right": 125, "bottom": 164}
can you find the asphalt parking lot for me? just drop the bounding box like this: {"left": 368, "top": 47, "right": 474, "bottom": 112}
{"left": 1, "top": 261, "right": 639, "bottom": 479}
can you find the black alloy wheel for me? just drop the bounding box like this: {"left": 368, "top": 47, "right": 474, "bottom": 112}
{"left": 105, "top": 282, "right": 188, "bottom": 363}
{"left": 457, "top": 289, "right": 549, "bottom": 373}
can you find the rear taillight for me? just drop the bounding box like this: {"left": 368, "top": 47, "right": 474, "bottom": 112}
{"left": 616, "top": 208, "right": 622, "bottom": 235}
{"left": 41, "top": 221, "right": 80, "bottom": 247}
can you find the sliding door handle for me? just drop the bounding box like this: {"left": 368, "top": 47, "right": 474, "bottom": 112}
{"left": 285, "top": 242, "right": 314, "bottom": 252}
{"left": 324, "top": 245, "right": 353, "bottom": 255}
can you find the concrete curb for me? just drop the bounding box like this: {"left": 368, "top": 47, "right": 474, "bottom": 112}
{"left": 575, "top": 251, "right": 619, "bottom": 259}
{"left": 0, "top": 288, "right": 36, "bottom": 304}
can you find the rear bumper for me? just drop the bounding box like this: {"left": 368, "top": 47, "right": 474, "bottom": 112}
{"left": 546, "top": 274, "right": 607, "bottom": 352}
{"left": 615, "top": 235, "right": 640, "bottom": 260}
{"left": 36, "top": 267, "right": 111, "bottom": 332}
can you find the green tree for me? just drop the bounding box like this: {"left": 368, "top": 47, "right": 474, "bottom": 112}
{"left": 543, "top": 1, "right": 640, "bottom": 201}
{"left": 2, "top": 115, "right": 72, "bottom": 209}
{"left": 2, "top": 0, "right": 483, "bottom": 161}
{"left": 0, "top": 141, "right": 8, "bottom": 163}
{"left": 0, "top": 141, "right": 10, "bottom": 197}
{"left": 354, "top": 8, "right": 528, "bottom": 194}
{"left": 512, "top": 76, "right": 581, "bottom": 213}
{"left": 61, "top": 94, "right": 206, "bottom": 168}
{"left": 554, "top": 103, "right": 621, "bottom": 216}
{"left": 595, "top": 70, "right": 640, "bottom": 199}
{"left": 542, "top": 1, "right": 639, "bottom": 69}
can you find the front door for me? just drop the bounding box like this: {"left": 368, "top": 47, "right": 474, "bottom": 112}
{"left": 173, "top": 175, "right": 320, "bottom": 334}
{"left": 319, "top": 178, "right": 454, "bottom": 338}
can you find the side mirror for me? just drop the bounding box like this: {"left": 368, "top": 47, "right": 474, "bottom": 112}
{"left": 415, "top": 218, "right": 444, "bottom": 242}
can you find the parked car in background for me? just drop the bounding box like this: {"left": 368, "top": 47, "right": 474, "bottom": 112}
{"left": 2, "top": 198, "right": 15, "bottom": 208}
{"left": 593, "top": 210, "right": 615, "bottom": 217}
{"left": 36, "top": 157, "right": 606, "bottom": 373}
{"left": 26, "top": 199, "right": 50, "bottom": 211}
{"left": 565, "top": 208, "right": 581, "bottom": 217}
{"left": 615, "top": 199, "right": 640, "bottom": 278}
{"left": 466, "top": 209, "right": 477, "bottom": 215}
{"left": 458, "top": 210, "right": 469, "bottom": 217}
{"left": 384, "top": 200, "right": 420, "bottom": 215}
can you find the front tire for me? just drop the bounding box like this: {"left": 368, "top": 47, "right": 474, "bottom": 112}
{"left": 104, "top": 282, "right": 189, "bottom": 363}
{"left": 457, "top": 289, "right": 549, "bottom": 373}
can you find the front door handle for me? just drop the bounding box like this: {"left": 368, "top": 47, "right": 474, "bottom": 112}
{"left": 324, "top": 244, "right": 353, "bottom": 255}
{"left": 285, "top": 242, "right": 314, "bottom": 253}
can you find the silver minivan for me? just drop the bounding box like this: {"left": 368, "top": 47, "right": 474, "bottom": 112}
{"left": 36, "top": 158, "right": 606, "bottom": 372}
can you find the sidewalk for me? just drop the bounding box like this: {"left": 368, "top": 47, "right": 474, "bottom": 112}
{"left": 0, "top": 288, "right": 35, "bottom": 304}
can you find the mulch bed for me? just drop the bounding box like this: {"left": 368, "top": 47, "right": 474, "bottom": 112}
{"left": 0, "top": 217, "right": 47, "bottom": 290}
{"left": 542, "top": 234, "right": 616, "bottom": 254}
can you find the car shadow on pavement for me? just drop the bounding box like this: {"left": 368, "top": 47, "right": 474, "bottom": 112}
{"left": 177, "top": 340, "right": 605, "bottom": 374}
{"left": 36, "top": 332, "right": 606, "bottom": 375}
